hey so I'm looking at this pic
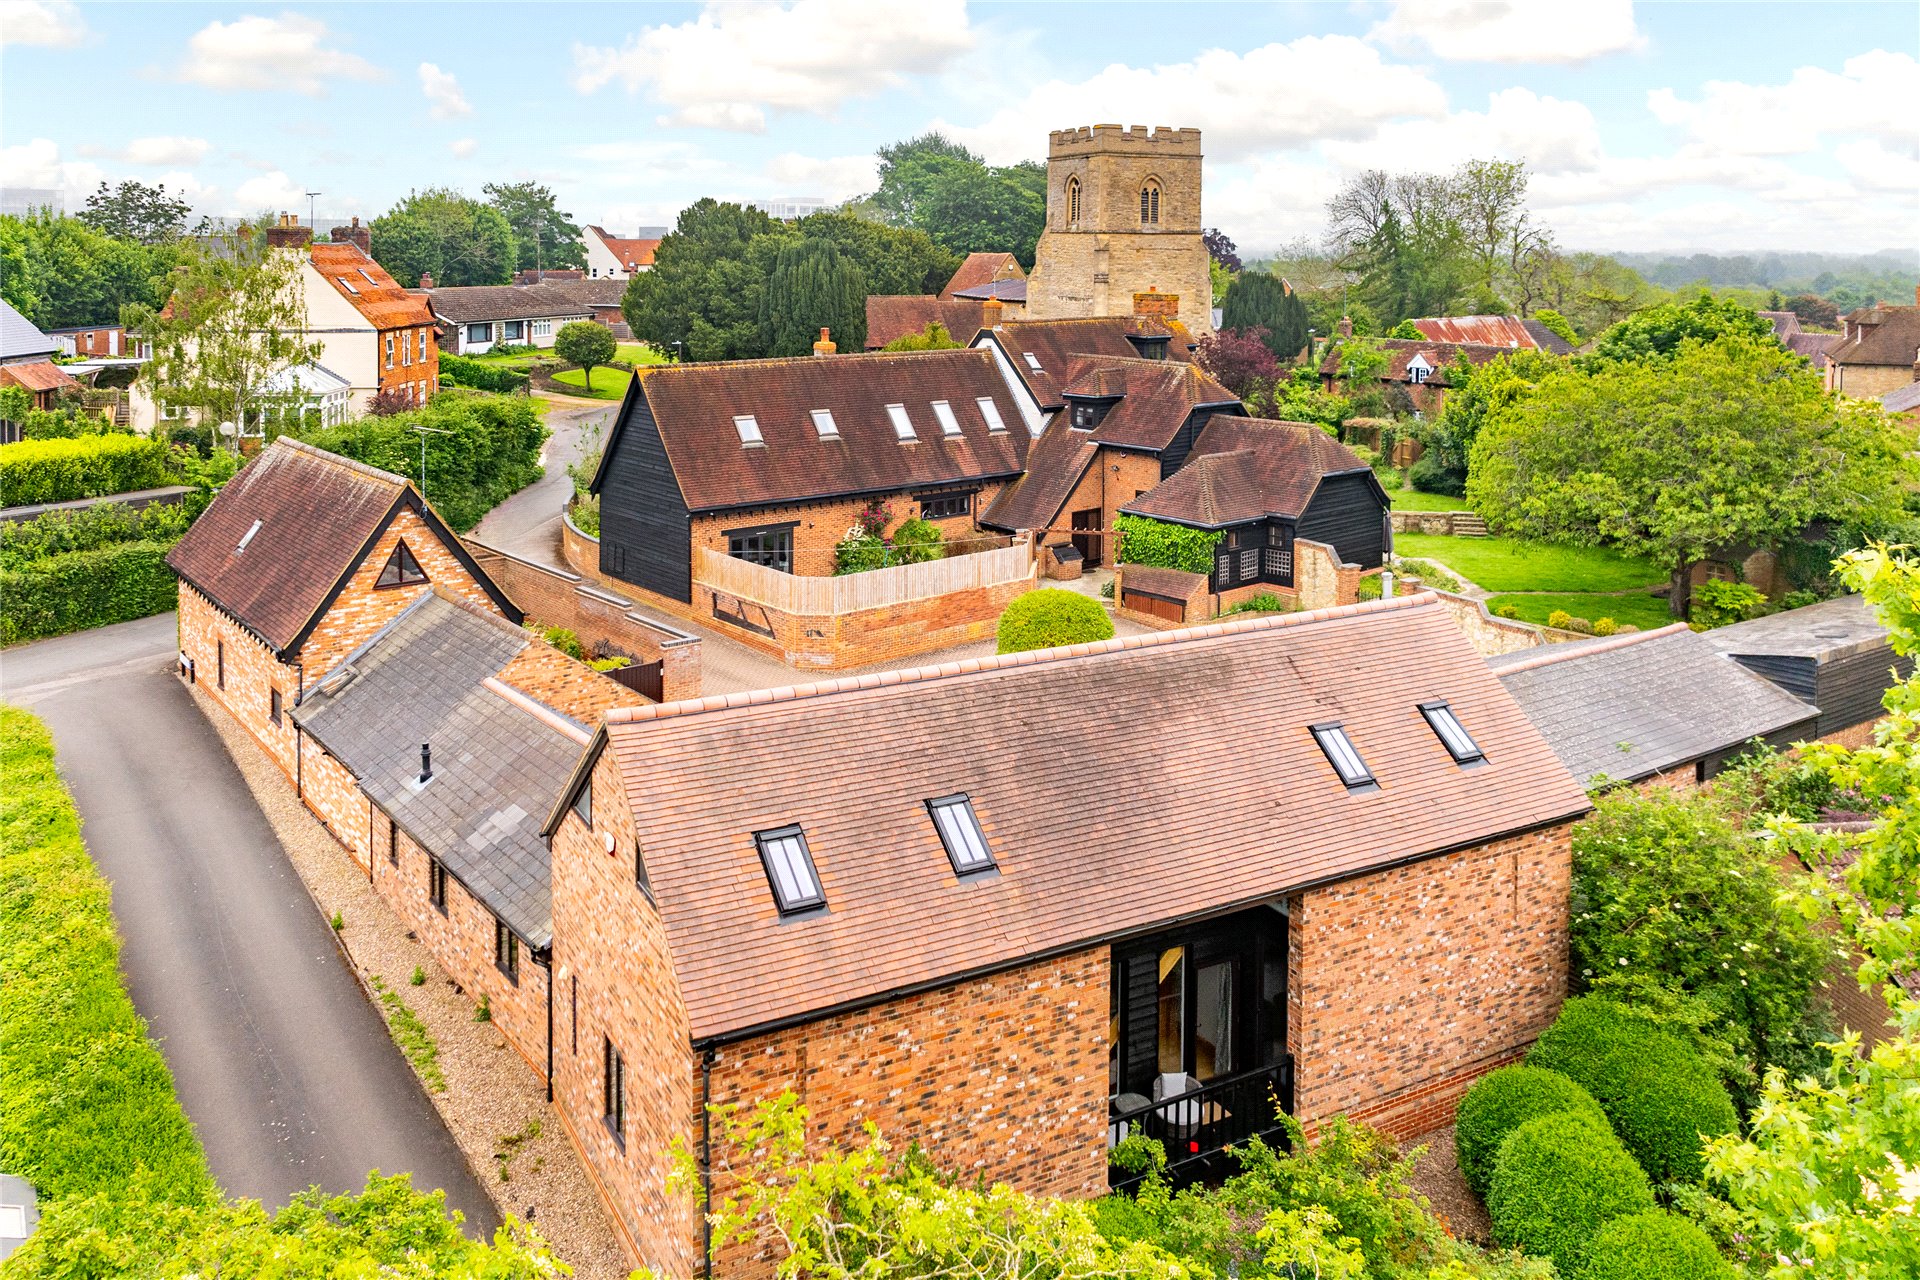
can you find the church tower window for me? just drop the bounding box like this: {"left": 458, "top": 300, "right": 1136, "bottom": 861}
{"left": 1066, "top": 175, "right": 1081, "bottom": 225}
{"left": 1140, "top": 178, "right": 1161, "bottom": 227}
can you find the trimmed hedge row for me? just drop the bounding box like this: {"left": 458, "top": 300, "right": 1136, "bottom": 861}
{"left": 996, "top": 588, "right": 1115, "bottom": 655}
{"left": 0, "top": 434, "right": 176, "bottom": 508}
{"left": 0, "top": 707, "right": 214, "bottom": 1206}
{"left": 0, "top": 500, "right": 191, "bottom": 572}
{"left": 1454, "top": 1064, "right": 1609, "bottom": 1198}
{"left": 1487, "top": 1112, "right": 1653, "bottom": 1276}
{"left": 0, "top": 539, "right": 180, "bottom": 646}
{"left": 438, "top": 352, "right": 531, "bottom": 395}
{"left": 1583, "top": 1210, "right": 1738, "bottom": 1280}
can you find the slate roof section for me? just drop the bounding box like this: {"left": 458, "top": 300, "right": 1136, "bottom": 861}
{"left": 579, "top": 593, "right": 1590, "bottom": 1041}
{"left": 309, "top": 242, "right": 434, "bottom": 329}
{"left": 950, "top": 278, "right": 1028, "bottom": 303}
{"left": 1702, "top": 593, "right": 1891, "bottom": 662}
{"left": 1829, "top": 304, "right": 1920, "bottom": 368}
{"left": 1062, "top": 356, "right": 1241, "bottom": 452}
{"left": 941, "top": 252, "right": 1025, "bottom": 299}
{"left": 1320, "top": 338, "right": 1512, "bottom": 384}
{"left": 608, "top": 348, "right": 1028, "bottom": 513}
{"left": 1409, "top": 315, "right": 1571, "bottom": 355}
{"left": 863, "top": 296, "right": 987, "bottom": 349}
{"left": 0, "top": 298, "right": 57, "bottom": 360}
{"left": 427, "top": 284, "right": 597, "bottom": 324}
{"left": 975, "top": 415, "right": 1099, "bottom": 533}
{"left": 1122, "top": 416, "right": 1376, "bottom": 527}
{"left": 294, "top": 594, "right": 581, "bottom": 947}
{"left": 981, "top": 316, "right": 1195, "bottom": 409}
{"left": 1490, "top": 624, "right": 1819, "bottom": 786}
{"left": 1883, "top": 380, "right": 1920, "bottom": 415}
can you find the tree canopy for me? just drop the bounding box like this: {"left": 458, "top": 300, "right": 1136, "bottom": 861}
{"left": 0, "top": 211, "right": 188, "bottom": 329}
{"left": 483, "top": 180, "right": 584, "bottom": 273}
{"left": 760, "top": 238, "right": 868, "bottom": 355}
{"left": 77, "top": 179, "right": 194, "bottom": 245}
{"left": 553, "top": 319, "right": 616, "bottom": 388}
{"left": 865, "top": 132, "right": 1046, "bottom": 266}
{"left": 621, "top": 198, "right": 788, "bottom": 362}
{"left": 1466, "top": 335, "right": 1912, "bottom": 615}
{"left": 1221, "top": 273, "right": 1308, "bottom": 361}
{"left": 370, "top": 187, "right": 516, "bottom": 287}
{"left": 1592, "top": 292, "right": 1777, "bottom": 363}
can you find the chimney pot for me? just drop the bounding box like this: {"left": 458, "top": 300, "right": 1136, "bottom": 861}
{"left": 420, "top": 270, "right": 434, "bottom": 290}
{"left": 981, "top": 298, "right": 1004, "bottom": 329}
{"left": 812, "top": 326, "right": 836, "bottom": 357}
{"left": 1337, "top": 315, "right": 1354, "bottom": 338}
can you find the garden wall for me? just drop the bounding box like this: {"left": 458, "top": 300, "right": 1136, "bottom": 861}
{"left": 1390, "top": 510, "right": 1482, "bottom": 536}
{"left": 1421, "top": 586, "right": 1579, "bottom": 656}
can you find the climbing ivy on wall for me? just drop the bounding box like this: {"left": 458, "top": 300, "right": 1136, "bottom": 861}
{"left": 1114, "top": 515, "right": 1223, "bottom": 576}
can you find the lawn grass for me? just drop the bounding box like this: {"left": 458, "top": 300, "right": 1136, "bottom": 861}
{"left": 1390, "top": 487, "right": 1473, "bottom": 512}
{"left": 550, "top": 366, "right": 631, "bottom": 400}
{"left": 1393, "top": 531, "right": 1666, "bottom": 593}
{"left": 1484, "top": 591, "right": 1675, "bottom": 633}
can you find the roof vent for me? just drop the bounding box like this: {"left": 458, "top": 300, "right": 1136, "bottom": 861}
{"left": 235, "top": 518, "right": 263, "bottom": 553}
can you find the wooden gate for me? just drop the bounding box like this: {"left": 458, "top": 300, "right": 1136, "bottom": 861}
{"left": 608, "top": 659, "right": 665, "bottom": 702}
{"left": 1121, "top": 590, "right": 1185, "bottom": 624}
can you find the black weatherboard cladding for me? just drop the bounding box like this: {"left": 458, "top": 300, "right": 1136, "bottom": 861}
{"left": 597, "top": 387, "right": 693, "bottom": 603}
{"left": 1813, "top": 650, "right": 1914, "bottom": 736}
{"left": 1298, "top": 473, "right": 1388, "bottom": 570}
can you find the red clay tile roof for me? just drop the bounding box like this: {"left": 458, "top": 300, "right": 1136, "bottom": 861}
{"left": 1787, "top": 330, "right": 1839, "bottom": 369}
{"left": 583, "top": 594, "right": 1589, "bottom": 1040}
{"left": 1829, "top": 305, "right": 1920, "bottom": 368}
{"left": 1118, "top": 564, "right": 1205, "bottom": 597}
{"left": 863, "top": 296, "right": 987, "bottom": 349}
{"left": 1759, "top": 310, "right": 1802, "bottom": 340}
{"left": 588, "top": 226, "right": 659, "bottom": 271}
{"left": 309, "top": 242, "right": 435, "bottom": 329}
{"left": 0, "top": 359, "right": 78, "bottom": 393}
{"left": 1319, "top": 338, "right": 1512, "bottom": 384}
{"left": 1409, "top": 315, "right": 1568, "bottom": 354}
{"left": 982, "top": 316, "right": 1195, "bottom": 408}
{"left": 941, "top": 252, "right": 1025, "bottom": 299}
{"left": 1123, "top": 416, "right": 1375, "bottom": 527}
{"left": 619, "top": 348, "right": 1028, "bottom": 513}
{"left": 975, "top": 416, "right": 1099, "bottom": 533}
{"left": 1063, "top": 356, "right": 1241, "bottom": 452}
{"left": 426, "top": 284, "right": 597, "bottom": 324}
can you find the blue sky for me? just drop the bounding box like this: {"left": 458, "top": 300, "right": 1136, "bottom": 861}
{"left": 2, "top": 1, "right": 1915, "bottom": 254}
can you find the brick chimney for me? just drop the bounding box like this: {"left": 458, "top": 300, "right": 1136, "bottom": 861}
{"left": 329, "top": 215, "right": 371, "bottom": 255}
{"left": 812, "top": 326, "right": 836, "bottom": 357}
{"left": 264, "top": 211, "right": 312, "bottom": 250}
{"left": 419, "top": 270, "right": 435, "bottom": 290}
{"left": 1132, "top": 288, "right": 1179, "bottom": 321}
{"left": 1337, "top": 315, "right": 1354, "bottom": 338}
{"left": 981, "top": 298, "right": 1004, "bottom": 329}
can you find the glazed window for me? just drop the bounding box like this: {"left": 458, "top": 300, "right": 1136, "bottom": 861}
{"left": 1066, "top": 175, "right": 1081, "bottom": 224}
{"left": 376, "top": 540, "right": 427, "bottom": 589}
{"left": 1140, "top": 179, "right": 1161, "bottom": 226}
{"left": 928, "top": 794, "right": 995, "bottom": 876}
{"left": 755, "top": 825, "right": 825, "bottom": 915}
{"left": 1311, "top": 722, "right": 1377, "bottom": 791}
{"left": 495, "top": 917, "right": 519, "bottom": 983}
{"left": 1420, "top": 700, "right": 1486, "bottom": 765}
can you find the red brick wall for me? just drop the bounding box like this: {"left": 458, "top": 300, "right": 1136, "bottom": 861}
{"left": 298, "top": 736, "right": 371, "bottom": 867}
{"left": 690, "top": 486, "right": 1009, "bottom": 578}
{"left": 1288, "top": 822, "right": 1573, "bottom": 1141}
{"left": 494, "top": 641, "right": 649, "bottom": 723}
{"left": 548, "top": 746, "right": 701, "bottom": 1274}
{"left": 377, "top": 323, "right": 439, "bottom": 405}
{"left": 177, "top": 582, "right": 302, "bottom": 781}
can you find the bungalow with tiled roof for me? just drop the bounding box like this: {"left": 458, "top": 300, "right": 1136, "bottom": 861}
{"left": 1319, "top": 337, "right": 1511, "bottom": 415}
{"left": 538, "top": 593, "right": 1590, "bottom": 1272}
{"left": 1825, "top": 288, "right": 1920, "bottom": 399}
{"left": 426, "top": 282, "right": 598, "bottom": 355}
{"left": 584, "top": 225, "right": 661, "bottom": 281}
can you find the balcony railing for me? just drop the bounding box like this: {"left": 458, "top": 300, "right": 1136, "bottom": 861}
{"left": 1107, "top": 1057, "right": 1296, "bottom": 1191}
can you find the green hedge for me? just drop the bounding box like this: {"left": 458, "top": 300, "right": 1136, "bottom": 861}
{"left": 1581, "top": 1210, "right": 1738, "bottom": 1280}
{"left": 438, "top": 352, "right": 531, "bottom": 395}
{"left": 1113, "top": 514, "right": 1223, "bottom": 575}
{"left": 0, "top": 539, "right": 180, "bottom": 646}
{"left": 1487, "top": 1112, "right": 1653, "bottom": 1276}
{"left": 1528, "top": 997, "right": 1738, "bottom": 1184}
{"left": 0, "top": 501, "right": 191, "bottom": 572}
{"left": 0, "top": 707, "right": 214, "bottom": 1207}
{"left": 0, "top": 434, "right": 176, "bottom": 508}
{"left": 996, "top": 588, "right": 1115, "bottom": 654}
{"left": 1454, "top": 1065, "right": 1609, "bottom": 1198}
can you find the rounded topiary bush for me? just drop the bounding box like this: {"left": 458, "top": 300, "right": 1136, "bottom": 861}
{"left": 1527, "top": 997, "right": 1738, "bottom": 1184}
{"left": 1487, "top": 1112, "right": 1654, "bottom": 1276}
{"left": 1581, "top": 1210, "right": 1738, "bottom": 1280}
{"left": 995, "top": 588, "right": 1115, "bottom": 655}
{"left": 1454, "top": 1065, "right": 1609, "bottom": 1198}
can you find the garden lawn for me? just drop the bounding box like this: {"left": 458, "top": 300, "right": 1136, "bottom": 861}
{"left": 1393, "top": 532, "right": 1666, "bottom": 594}
{"left": 550, "top": 366, "right": 631, "bottom": 399}
{"left": 1390, "top": 487, "right": 1473, "bottom": 512}
{"left": 1484, "top": 591, "right": 1673, "bottom": 632}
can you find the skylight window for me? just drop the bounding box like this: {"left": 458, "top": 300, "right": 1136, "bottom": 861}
{"left": 1022, "top": 351, "right": 1043, "bottom": 372}
{"left": 235, "top": 518, "right": 263, "bottom": 553}
{"left": 360, "top": 269, "right": 380, "bottom": 285}
{"left": 931, "top": 400, "right": 962, "bottom": 437}
{"left": 1420, "top": 700, "right": 1485, "bottom": 765}
{"left": 810, "top": 409, "right": 839, "bottom": 439}
{"left": 734, "top": 414, "right": 764, "bottom": 446}
{"left": 976, "top": 397, "right": 1007, "bottom": 433}
{"left": 928, "top": 795, "right": 995, "bottom": 875}
{"left": 755, "top": 825, "right": 825, "bottom": 915}
{"left": 886, "top": 402, "right": 916, "bottom": 441}
{"left": 1311, "top": 723, "right": 1377, "bottom": 791}
{"left": 337, "top": 276, "right": 359, "bottom": 295}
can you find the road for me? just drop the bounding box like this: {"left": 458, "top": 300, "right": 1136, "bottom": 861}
{"left": 0, "top": 615, "right": 498, "bottom": 1233}
{"left": 475, "top": 395, "right": 613, "bottom": 561}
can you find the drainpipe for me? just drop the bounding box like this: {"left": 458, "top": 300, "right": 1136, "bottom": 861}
{"left": 544, "top": 954, "right": 556, "bottom": 1102}
{"left": 365, "top": 796, "right": 374, "bottom": 885}
{"left": 700, "top": 1046, "right": 716, "bottom": 1278}
{"left": 295, "top": 724, "right": 303, "bottom": 798}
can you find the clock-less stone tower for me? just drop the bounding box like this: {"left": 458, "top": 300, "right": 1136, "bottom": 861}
{"left": 1025, "top": 124, "right": 1213, "bottom": 336}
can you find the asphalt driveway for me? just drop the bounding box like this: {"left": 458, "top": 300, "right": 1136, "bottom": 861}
{"left": 1, "top": 614, "right": 497, "bottom": 1232}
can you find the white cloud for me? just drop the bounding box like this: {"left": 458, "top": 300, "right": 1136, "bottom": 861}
{"left": 174, "top": 13, "right": 381, "bottom": 96}
{"left": 940, "top": 37, "right": 1447, "bottom": 165}
{"left": 418, "top": 62, "right": 472, "bottom": 119}
{"left": 573, "top": 0, "right": 974, "bottom": 131}
{"left": 81, "top": 136, "right": 213, "bottom": 166}
{"left": 1323, "top": 88, "right": 1603, "bottom": 176}
{"left": 1369, "top": 0, "right": 1642, "bottom": 64}
{"left": 450, "top": 138, "right": 478, "bottom": 159}
{"left": 1835, "top": 138, "right": 1920, "bottom": 196}
{"left": 0, "top": 137, "right": 104, "bottom": 206}
{"left": 0, "top": 0, "right": 87, "bottom": 47}
{"left": 233, "top": 170, "right": 311, "bottom": 213}
{"left": 765, "top": 152, "right": 878, "bottom": 201}
{"left": 1648, "top": 50, "right": 1919, "bottom": 157}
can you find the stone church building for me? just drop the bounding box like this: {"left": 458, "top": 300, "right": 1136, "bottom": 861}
{"left": 1026, "top": 125, "right": 1214, "bottom": 337}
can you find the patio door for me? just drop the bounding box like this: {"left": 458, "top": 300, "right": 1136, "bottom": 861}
{"left": 1071, "top": 509, "right": 1104, "bottom": 567}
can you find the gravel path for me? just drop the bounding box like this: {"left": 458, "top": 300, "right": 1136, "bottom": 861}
{"left": 191, "top": 683, "right": 632, "bottom": 1278}
{"left": 1402, "top": 1124, "right": 1491, "bottom": 1245}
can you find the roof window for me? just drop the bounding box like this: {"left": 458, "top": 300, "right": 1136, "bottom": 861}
{"left": 928, "top": 794, "right": 995, "bottom": 875}
{"left": 755, "top": 825, "right": 825, "bottom": 915}
{"left": 1022, "top": 351, "right": 1043, "bottom": 372}
{"left": 809, "top": 409, "right": 839, "bottom": 440}
{"left": 886, "top": 402, "right": 916, "bottom": 441}
{"left": 1420, "top": 700, "right": 1485, "bottom": 765}
{"left": 734, "top": 414, "right": 764, "bottom": 446}
{"left": 931, "top": 400, "right": 962, "bottom": 437}
{"left": 359, "top": 269, "right": 379, "bottom": 285}
{"left": 337, "top": 276, "right": 359, "bottom": 295}
{"left": 1311, "top": 723, "right": 1377, "bottom": 791}
{"left": 976, "top": 397, "right": 1007, "bottom": 433}
{"left": 235, "top": 518, "right": 263, "bottom": 553}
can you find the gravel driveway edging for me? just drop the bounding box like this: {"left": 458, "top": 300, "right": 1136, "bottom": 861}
{"left": 186, "top": 678, "right": 632, "bottom": 1279}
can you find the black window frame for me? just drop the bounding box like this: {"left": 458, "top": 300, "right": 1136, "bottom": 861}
{"left": 376, "top": 539, "right": 428, "bottom": 589}
{"left": 1310, "top": 722, "right": 1378, "bottom": 792}
{"left": 726, "top": 522, "right": 796, "bottom": 575}
{"left": 755, "top": 824, "right": 826, "bottom": 916}
{"left": 495, "top": 916, "right": 519, "bottom": 984}
{"left": 269, "top": 687, "right": 282, "bottom": 726}
{"left": 917, "top": 491, "right": 973, "bottom": 521}
{"left": 465, "top": 322, "right": 490, "bottom": 345}
{"left": 216, "top": 639, "right": 225, "bottom": 689}
{"left": 573, "top": 773, "right": 592, "bottom": 829}
{"left": 429, "top": 858, "right": 448, "bottom": 913}
{"left": 1419, "top": 699, "right": 1486, "bottom": 766}
{"left": 927, "top": 793, "right": 996, "bottom": 876}
{"left": 387, "top": 814, "right": 399, "bottom": 867}
{"left": 603, "top": 1036, "right": 626, "bottom": 1146}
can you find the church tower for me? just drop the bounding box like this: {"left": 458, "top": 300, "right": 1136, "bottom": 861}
{"left": 1025, "top": 125, "right": 1213, "bottom": 336}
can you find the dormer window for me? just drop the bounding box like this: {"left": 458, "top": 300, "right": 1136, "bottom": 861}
{"left": 755, "top": 825, "right": 825, "bottom": 915}
{"left": 1022, "top": 352, "right": 1043, "bottom": 373}
{"left": 931, "top": 400, "right": 962, "bottom": 437}
{"left": 886, "top": 403, "right": 916, "bottom": 441}
{"left": 375, "top": 540, "right": 427, "bottom": 588}
{"left": 928, "top": 794, "right": 995, "bottom": 876}
{"left": 1311, "top": 723, "right": 1377, "bottom": 792}
{"left": 734, "top": 414, "right": 764, "bottom": 446}
{"left": 1407, "top": 354, "right": 1434, "bottom": 385}
{"left": 1140, "top": 178, "right": 1161, "bottom": 226}
{"left": 1070, "top": 403, "right": 1098, "bottom": 430}
{"left": 976, "top": 397, "right": 1007, "bottom": 433}
{"left": 1420, "top": 700, "right": 1485, "bottom": 765}
{"left": 810, "top": 409, "right": 839, "bottom": 440}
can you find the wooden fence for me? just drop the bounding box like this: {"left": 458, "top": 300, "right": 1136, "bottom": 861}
{"left": 695, "top": 540, "right": 1034, "bottom": 615}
